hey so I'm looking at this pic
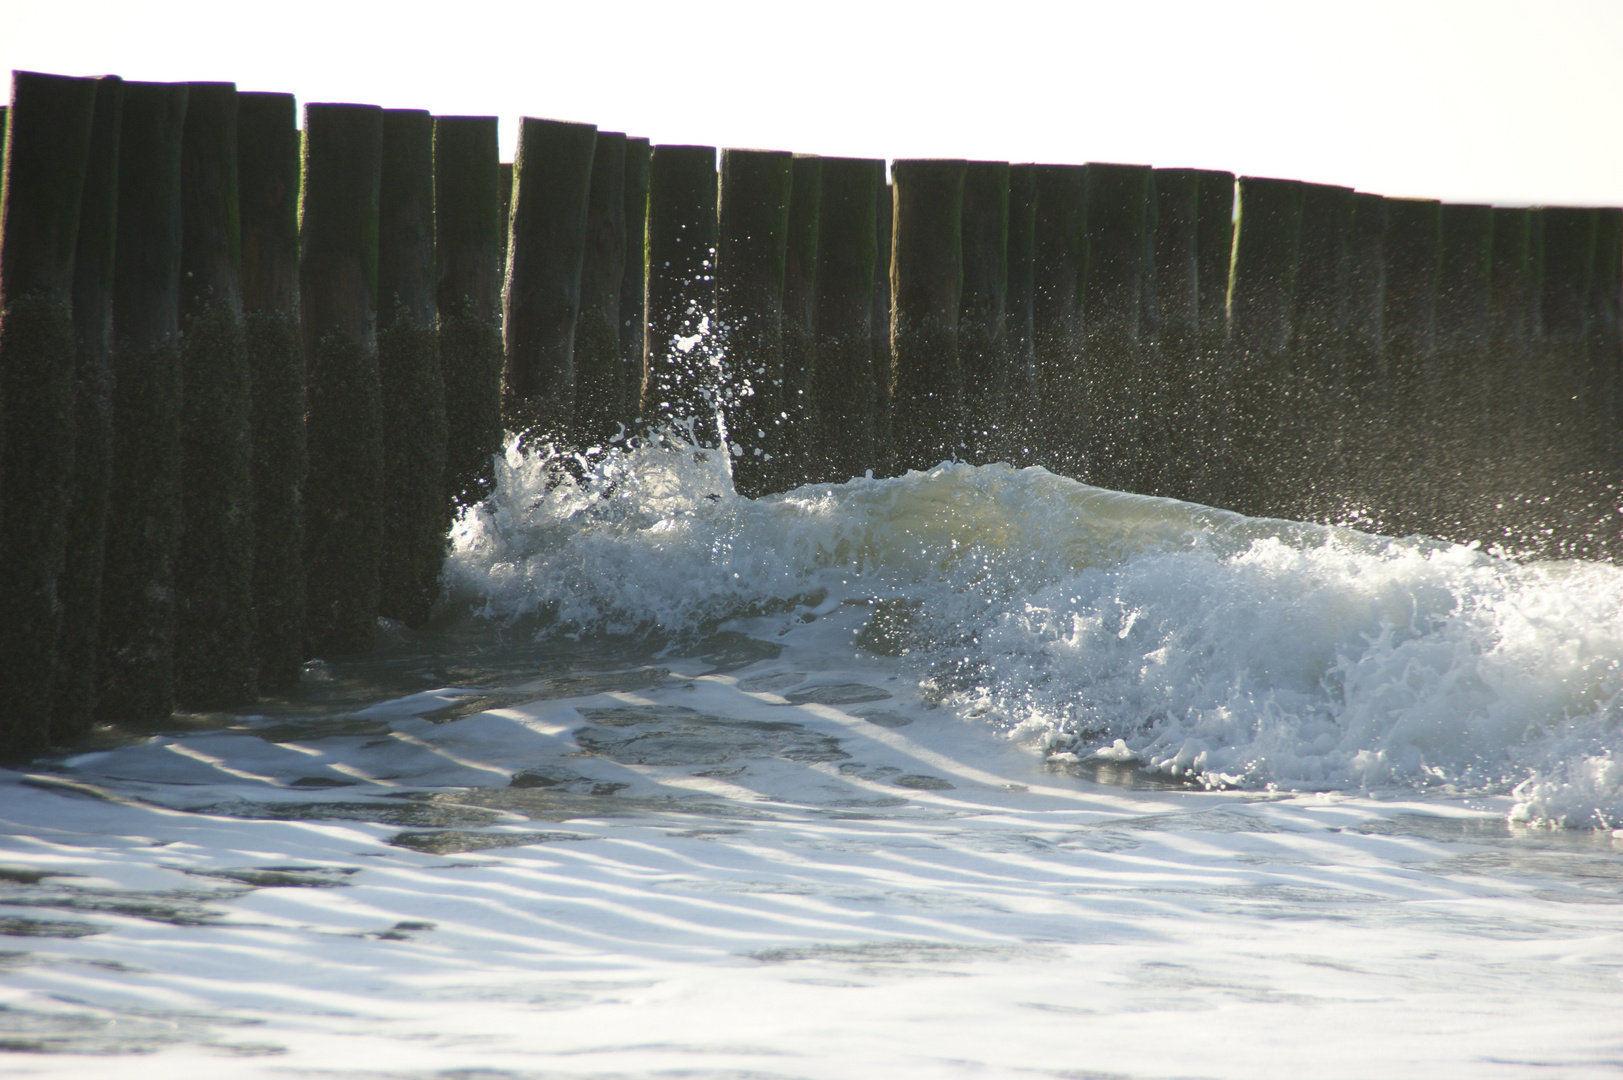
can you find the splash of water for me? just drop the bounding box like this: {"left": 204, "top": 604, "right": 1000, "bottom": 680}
{"left": 444, "top": 436, "right": 1623, "bottom": 828}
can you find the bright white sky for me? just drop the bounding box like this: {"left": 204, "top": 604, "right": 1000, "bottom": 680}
{"left": 3, "top": 0, "right": 1620, "bottom": 207}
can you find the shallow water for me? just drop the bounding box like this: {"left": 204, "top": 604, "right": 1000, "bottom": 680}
{"left": 2, "top": 438, "right": 1622, "bottom": 1077}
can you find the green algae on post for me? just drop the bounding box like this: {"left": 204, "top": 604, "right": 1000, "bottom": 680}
{"left": 238, "top": 91, "right": 306, "bottom": 692}
{"left": 301, "top": 102, "right": 383, "bottom": 658}
{"left": 377, "top": 109, "right": 446, "bottom": 628}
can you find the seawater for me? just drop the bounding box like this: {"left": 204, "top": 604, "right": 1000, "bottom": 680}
{"left": 444, "top": 432, "right": 1623, "bottom": 829}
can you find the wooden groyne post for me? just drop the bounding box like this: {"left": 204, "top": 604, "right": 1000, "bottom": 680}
{"left": 1223, "top": 176, "right": 1303, "bottom": 518}
{"left": 502, "top": 116, "right": 597, "bottom": 442}
{"left": 1151, "top": 168, "right": 1199, "bottom": 500}
{"left": 377, "top": 108, "right": 446, "bottom": 628}
{"left": 573, "top": 131, "right": 627, "bottom": 448}
{"left": 1289, "top": 182, "right": 1352, "bottom": 522}
{"left": 890, "top": 159, "right": 967, "bottom": 473}
{"left": 1031, "top": 164, "right": 1086, "bottom": 476}
{"left": 642, "top": 144, "right": 719, "bottom": 443}
{"left": 301, "top": 102, "right": 383, "bottom": 658}
{"left": 618, "top": 137, "right": 651, "bottom": 434}
{"left": 52, "top": 75, "right": 123, "bottom": 741}
{"left": 812, "top": 156, "right": 884, "bottom": 482}
{"left": 1430, "top": 202, "right": 1493, "bottom": 541}
{"left": 0, "top": 71, "right": 97, "bottom": 752}
{"left": 433, "top": 115, "right": 504, "bottom": 511}
{"left": 715, "top": 147, "right": 792, "bottom": 497}
{"left": 97, "top": 80, "right": 189, "bottom": 724}
{"left": 1003, "top": 164, "right": 1038, "bottom": 468}
{"left": 1379, "top": 197, "right": 1440, "bottom": 536}
{"left": 777, "top": 153, "right": 821, "bottom": 488}
{"left": 1081, "top": 162, "right": 1153, "bottom": 492}
{"left": 959, "top": 160, "right": 1010, "bottom": 466}
{"left": 173, "top": 81, "right": 256, "bottom": 709}
{"left": 238, "top": 90, "right": 306, "bottom": 692}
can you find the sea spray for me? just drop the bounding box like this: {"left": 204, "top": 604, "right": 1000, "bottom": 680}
{"left": 445, "top": 438, "right": 1623, "bottom": 826}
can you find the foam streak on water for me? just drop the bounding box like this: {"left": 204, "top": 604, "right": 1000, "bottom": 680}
{"left": 447, "top": 436, "right": 1623, "bottom": 828}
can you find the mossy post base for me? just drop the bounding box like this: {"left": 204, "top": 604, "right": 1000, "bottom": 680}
{"left": 889, "top": 158, "right": 967, "bottom": 473}
{"left": 97, "top": 80, "right": 189, "bottom": 725}
{"left": 812, "top": 156, "right": 883, "bottom": 483}
{"left": 715, "top": 148, "right": 792, "bottom": 497}
{"left": 1223, "top": 176, "right": 1303, "bottom": 518}
{"left": 0, "top": 71, "right": 98, "bottom": 755}
{"left": 175, "top": 81, "right": 257, "bottom": 710}
{"left": 301, "top": 103, "right": 383, "bottom": 658}
{"left": 239, "top": 91, "right": 305, "bottom": 692}
{"left": 51, "top": 75, "right": 124, "bottom": 742}
{"left": 574, "top": 131, "right": 628, "bottom": 449}
{"left": 958, "top": 161, "right": 1010, "bottom": 466}
{"left": 378, "top": 109, "right": 446, "bottom": 628}
{"left": 642, "top": 144, "right": 720, "bottom": 444}
{"left": 502, "top": 116, "right": 598, "bottom": 443}
{"left": 434, "top": 116, "right": 503, "bottom": 513}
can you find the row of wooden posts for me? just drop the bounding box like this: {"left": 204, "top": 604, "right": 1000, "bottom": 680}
{"left": 2, "top": 69, "right": 1621, "bottom": 755}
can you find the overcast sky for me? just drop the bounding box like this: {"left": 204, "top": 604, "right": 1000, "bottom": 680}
{"left": 4, "top": 0, "right": 1619, "bottom": 206}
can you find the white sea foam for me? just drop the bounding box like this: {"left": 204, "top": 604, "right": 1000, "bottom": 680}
{"left": 446, "top": 437, "right": 1623, "bottom": 827}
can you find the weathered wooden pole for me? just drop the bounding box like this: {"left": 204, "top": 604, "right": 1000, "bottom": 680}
{"left": 97, "top": 80, "right": 188, "bottom": 724}
{"left": 573, "top": 131, "right": 627, "bottom": 448}
{"left": 1002, "top": 165, "right": 1038, "bottom": 469}
{"left": 1186, "top": 169, "right": 1234, "bottom": 506}
{"left": 890, "top": 158, "right": 966, "bottom": 472}
{"left": 1538, "top": 206, "right": 1598, "bottom": 557}
{"left": 499, "top": 161, "right": 513, "bottom": 272}
{"left": 1430, "top": 203, "right": 1493, "bottom": 542}
{"left": 172, "top": 82, "right": 256, "bottom": 709}
{"left": 1379, "top": 197, "right": 1441, "bottom": 535}
{"left": 1589, "top": 208, "right": 1623, "bottom": 552}
{"left": 376, "top": 108, "right": 446, "bottom": 628}
{"left": 958, "top": 160, "right": 1010, "bottom": 466}
{"left": 812, "top": 156, "right": 884, "bottom": 483}
{"left": 1288, "top": 183, "right": 1352, "bottom": 522}
{"left": 1080, "top": 163, "right": 1152, "bottom": 492}
{"left": 1484, "top": 206, "right": 1538, "bottom": 550}
{"left": 1150, "top": 168, "right": 1198, "bottom": 500}
{"left": 301, "top": 102, "right": 383, "bottom": 658}
{"left": 619, "top": 137, "right": 650, "bottom": 430}
{"left": 238, "top": 91, "right": 305, "bottom": 692}
{"left": 642, "top": 144, "right": 719, "bottom": 443}
{"left": 1339, "top": 192, "right": 1388, "bottom": 522}
{"left": 434, "top": 115, "right": 504, "bottom": 512}
{"left": 49, "top": 75, "right": 123, "bottom": 742}
{"left": 1223, "top": 176, "right": 1303, "bottom": 518}
{"left": 871, "top": 179, "right": 895, "bottom": 477}
{"left": 715, "top": 147, "right": 792, "bottom": 497}
{"left": 777, "top": 154, "right": 821, "bottom": 487}
{"left": 1031, "top": 164, "right": 1086, "bottom": 476}
{"left": 502, "top": 117, "right": 597, "bottom": 442}
{"left": 0, "top": 71, "right": 97, "bottom": 752}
